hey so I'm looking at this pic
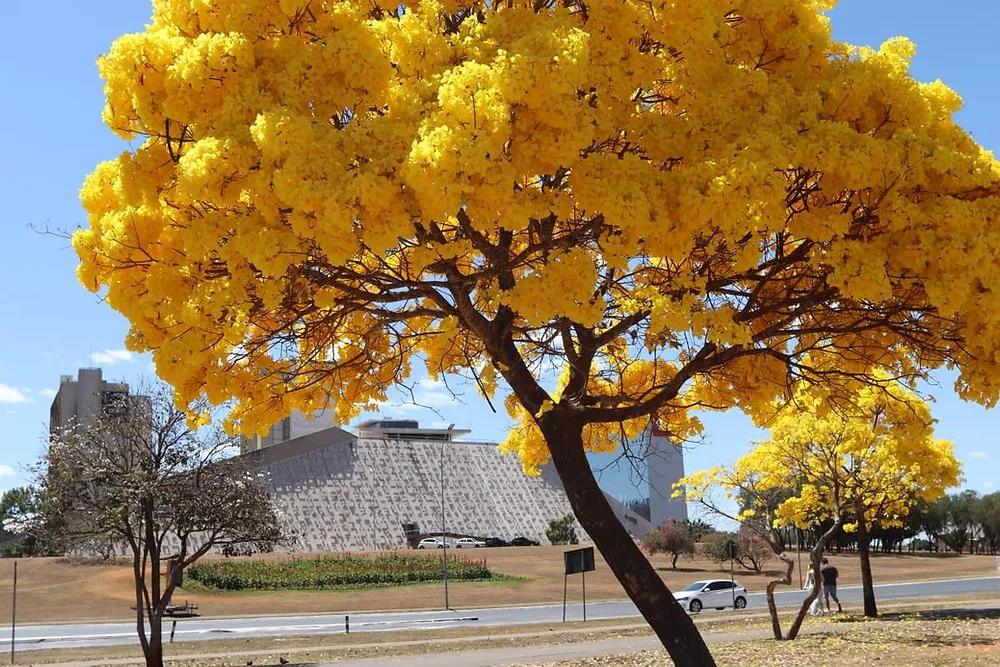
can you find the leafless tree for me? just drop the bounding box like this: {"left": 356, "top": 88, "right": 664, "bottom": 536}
{"left": 42, "top": 382, "right": 286, "bottom": 667}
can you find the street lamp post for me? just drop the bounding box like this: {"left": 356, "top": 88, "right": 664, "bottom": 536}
{"left": 368, "top": 465, "right": 377, "bottom": 552}
{"left": 440, "top": 438, "right": 449, "bottom": 610}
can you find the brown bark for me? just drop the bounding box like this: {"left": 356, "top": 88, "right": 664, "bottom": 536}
{"left": 131, "top": 558, "right": 150, "bottom": 660}
{"left": 765, "top": 554, "right": 794, "bottom": 640}
{"left": 146, "top": 620, "right": 164, "bottom": 667}
{"left": 857, "top": 512, "right": 878, "bottom": 617}
{"left": 541, "top": 417, "right": 716, "bottom": 667}
{"left": 785, "top": 519, "right": 841, "bottom": 640}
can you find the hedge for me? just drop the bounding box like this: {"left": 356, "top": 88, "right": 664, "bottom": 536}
{"left": 187, "top": 553, "right": 497, "bottom": 591}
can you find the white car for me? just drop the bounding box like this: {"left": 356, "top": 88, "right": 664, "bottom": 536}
{"left": 417, "top": 537, "right": 450, "bottom": 549}
{"left": 674, "top": 579, "right": 748, "bottom": 613}
{"left": 455, "top": 537, "right": 486, "bottom": 548}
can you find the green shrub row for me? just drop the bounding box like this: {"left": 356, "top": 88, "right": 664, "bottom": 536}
{"left": 187, "top": 553, "right": 496, "bottom": 591}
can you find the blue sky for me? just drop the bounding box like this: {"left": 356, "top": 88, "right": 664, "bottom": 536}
{"left": 0, "top": 1, "right": 997, "bottom": 506}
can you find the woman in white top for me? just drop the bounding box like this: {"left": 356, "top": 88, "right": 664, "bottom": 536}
{"left": 803, "top": 565, "right": 821, "bottom": 615}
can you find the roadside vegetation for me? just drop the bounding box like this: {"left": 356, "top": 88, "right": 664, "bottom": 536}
{"left": 186, "top": 553, "right": 503, "bottom": 591}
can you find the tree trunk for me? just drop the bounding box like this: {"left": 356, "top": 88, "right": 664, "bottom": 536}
{"left": 857, "top": 512, "right": 878, "bottom": 618}
{"left": 765, "top": 554, "right": 794, "bottom": 640}
{"left": 542, "top": 420, "right": 716, "bottom": 667}
{"left": 671, "top": 553, "right": 679, "bottom": 569}
{"left": 130, "top": 554, "right": 151, "bottom": 660}
{"left": 146, "top": 615, "right": 164, "bottom": 667}
{"left": 785, "top": 519, "right": 841, "bottom": 640}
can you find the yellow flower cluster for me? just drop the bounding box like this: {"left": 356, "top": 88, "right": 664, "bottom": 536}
{"left": 679, "top": 379, "right": 961, "bottom": 532}
{"left": 76, "top": 0, "right": 1000, "bottom": 462}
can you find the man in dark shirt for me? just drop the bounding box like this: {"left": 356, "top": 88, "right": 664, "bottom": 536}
{"left": 820, "top": 558, "right": 842, "bottom": 613}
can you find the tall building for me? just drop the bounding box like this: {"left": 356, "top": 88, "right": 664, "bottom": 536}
{"left": 49, "top": 368, "right": 129, "bottom": 436}
{"left": 645, "top": 424, "right": 688, "bottom": 526}
{"left": 240, "top": 408, "right": 338, "bottom": 454}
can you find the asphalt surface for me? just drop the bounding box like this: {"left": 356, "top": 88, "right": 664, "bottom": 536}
{"left": 3, "top": 576, "right": 998, "bottom": 651}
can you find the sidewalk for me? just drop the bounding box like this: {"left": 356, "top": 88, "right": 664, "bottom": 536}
{"left": 311, "top": 626, "right": 778, "bottom": 667}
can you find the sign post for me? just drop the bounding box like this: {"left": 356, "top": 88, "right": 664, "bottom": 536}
{"left": 10, "top": 560, "right": 16, "bottom": 664}
{"left": 562, "top": 547, "right": 595, "bottom": 623}
{"left": 727, "top": 540, "right": 738, "bottom": 608}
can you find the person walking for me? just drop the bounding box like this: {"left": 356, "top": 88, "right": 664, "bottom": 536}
{"left": 803, "top": 564, "right": 821, "bottom": 615}
{"left": 820, "top": 557, "right": 842, "bottom": 613}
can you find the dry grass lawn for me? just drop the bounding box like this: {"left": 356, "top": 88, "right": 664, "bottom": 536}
{"left": 526, "top": 610, "right": 1000, "bottom": 666}
{"left": 0, "top": 548, "right": 994, "bottom": 624}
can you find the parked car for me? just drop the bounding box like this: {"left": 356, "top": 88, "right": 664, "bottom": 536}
{"left": 417, "top": 537, "right": 450, "bottom": 549}
{"left": 484, "top": 537, "right": 510, "bottom": 547}
{"left": 673, "top": 579, "right": 748, "bottom": 613}
{"left": 510, "top": 536, "right": 540, "bottom": 547}
{"left": 455, "top": 537, "right": 486, "bottom": 548}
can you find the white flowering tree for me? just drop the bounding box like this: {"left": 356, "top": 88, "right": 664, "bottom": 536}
{"left": 43, "top": 382, "right": 285, "bottom": 667}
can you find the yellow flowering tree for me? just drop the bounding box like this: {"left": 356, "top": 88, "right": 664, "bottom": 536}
{"left": 75, "top": 1, "right": 1000, "bottom": 664}
{"left": 684, "top": 380, "right": 960, "bottom": 637}
{"left": 677, "top": 466, "right": 802, "bottom": 640}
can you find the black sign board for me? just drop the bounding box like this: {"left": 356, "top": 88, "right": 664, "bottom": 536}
{"left": 564, "top": 547, "right": 595, "bottom": 575}
{"left": 726, "top": 540, "right": 738, "bottom": 560}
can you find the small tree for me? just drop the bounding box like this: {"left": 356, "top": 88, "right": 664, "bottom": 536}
{"left": 676, "top": 519, "right": 714, "bottom": 542}
{"left": 735, "top": 531, "right": 773, "bottom": 573}
{"left": 0, "top": 486, "right": 55, "bottom": 557}
{"left": 42, "top": 383, "right": 286, "bottom": 667}
{"left": 643, "top": 521, "right": 696, "bottom": 570}
{"left": 545, "top": 514, "right": 579, "bottom": 545}
{"left": 701, "top": 532, "right": 736, "bottom": 570}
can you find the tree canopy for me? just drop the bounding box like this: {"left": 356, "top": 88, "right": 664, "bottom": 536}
{"left": 682, "top": 379, "right": 961, "bottom": 621}
{"left": 77, "top": 0, "right": 1000, "bottom": 446}
{"left": 74, "top": 2, "right": 1000, "bottom": 664}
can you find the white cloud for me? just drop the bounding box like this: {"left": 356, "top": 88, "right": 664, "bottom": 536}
{"left": 412, "top": 379, "right": 463, "bottom": 408}
{"left": 38, "top": 388, "right": 58, "bottom": 399}
{"left": 968, "top": 450, "right": 990, "bottom": 460}
{"left": 0, "top": 384, "right": 33, "bottom": 404}
{"left": 90, "top": 349, "right": 134, "bottom": 365}
{"left": 0, "top": 465, "right": 15, "bottom": 477}
{"left": 421, "top": 379, "right": 447, "bottom": 392}
{"left": 984, "top": 481, "right": 996, "bottom": 489}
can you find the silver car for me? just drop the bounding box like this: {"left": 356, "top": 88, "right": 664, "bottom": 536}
{"left": 455, "top": 537, "right": 486, "bottom": 548}
{"left": 673, "top": 579, "right": 748, "bottom": 612}
{"left": 416, "top": 537, "right": 450, "bottom": 549}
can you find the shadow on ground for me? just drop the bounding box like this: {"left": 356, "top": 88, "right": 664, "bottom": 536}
{"left": 835, "top": 607, "right": 1000, "bottom": 623}
{"left": 812, "top": 607, "right": 1000, "bottom": 650}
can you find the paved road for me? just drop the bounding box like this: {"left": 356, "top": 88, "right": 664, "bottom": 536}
{"left": 3, "top": 576, "right": 998, "bottom": 651}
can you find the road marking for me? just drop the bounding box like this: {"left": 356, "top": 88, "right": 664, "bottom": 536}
{"left": 0, "top": 617, "right": 482, "bottom": 645}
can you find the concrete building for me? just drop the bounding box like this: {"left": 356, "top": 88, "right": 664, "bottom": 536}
{"left": 240, "top": 408, "right": 338, "bottom": 454}
{"left": 644, "top": 424, "right": 688, "bottom": 527}
{"left": 49, "top": 368, "right": 129, "bottom": 436}
{"left": 241, "top": 419, "right": 652, "bottom": 552}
